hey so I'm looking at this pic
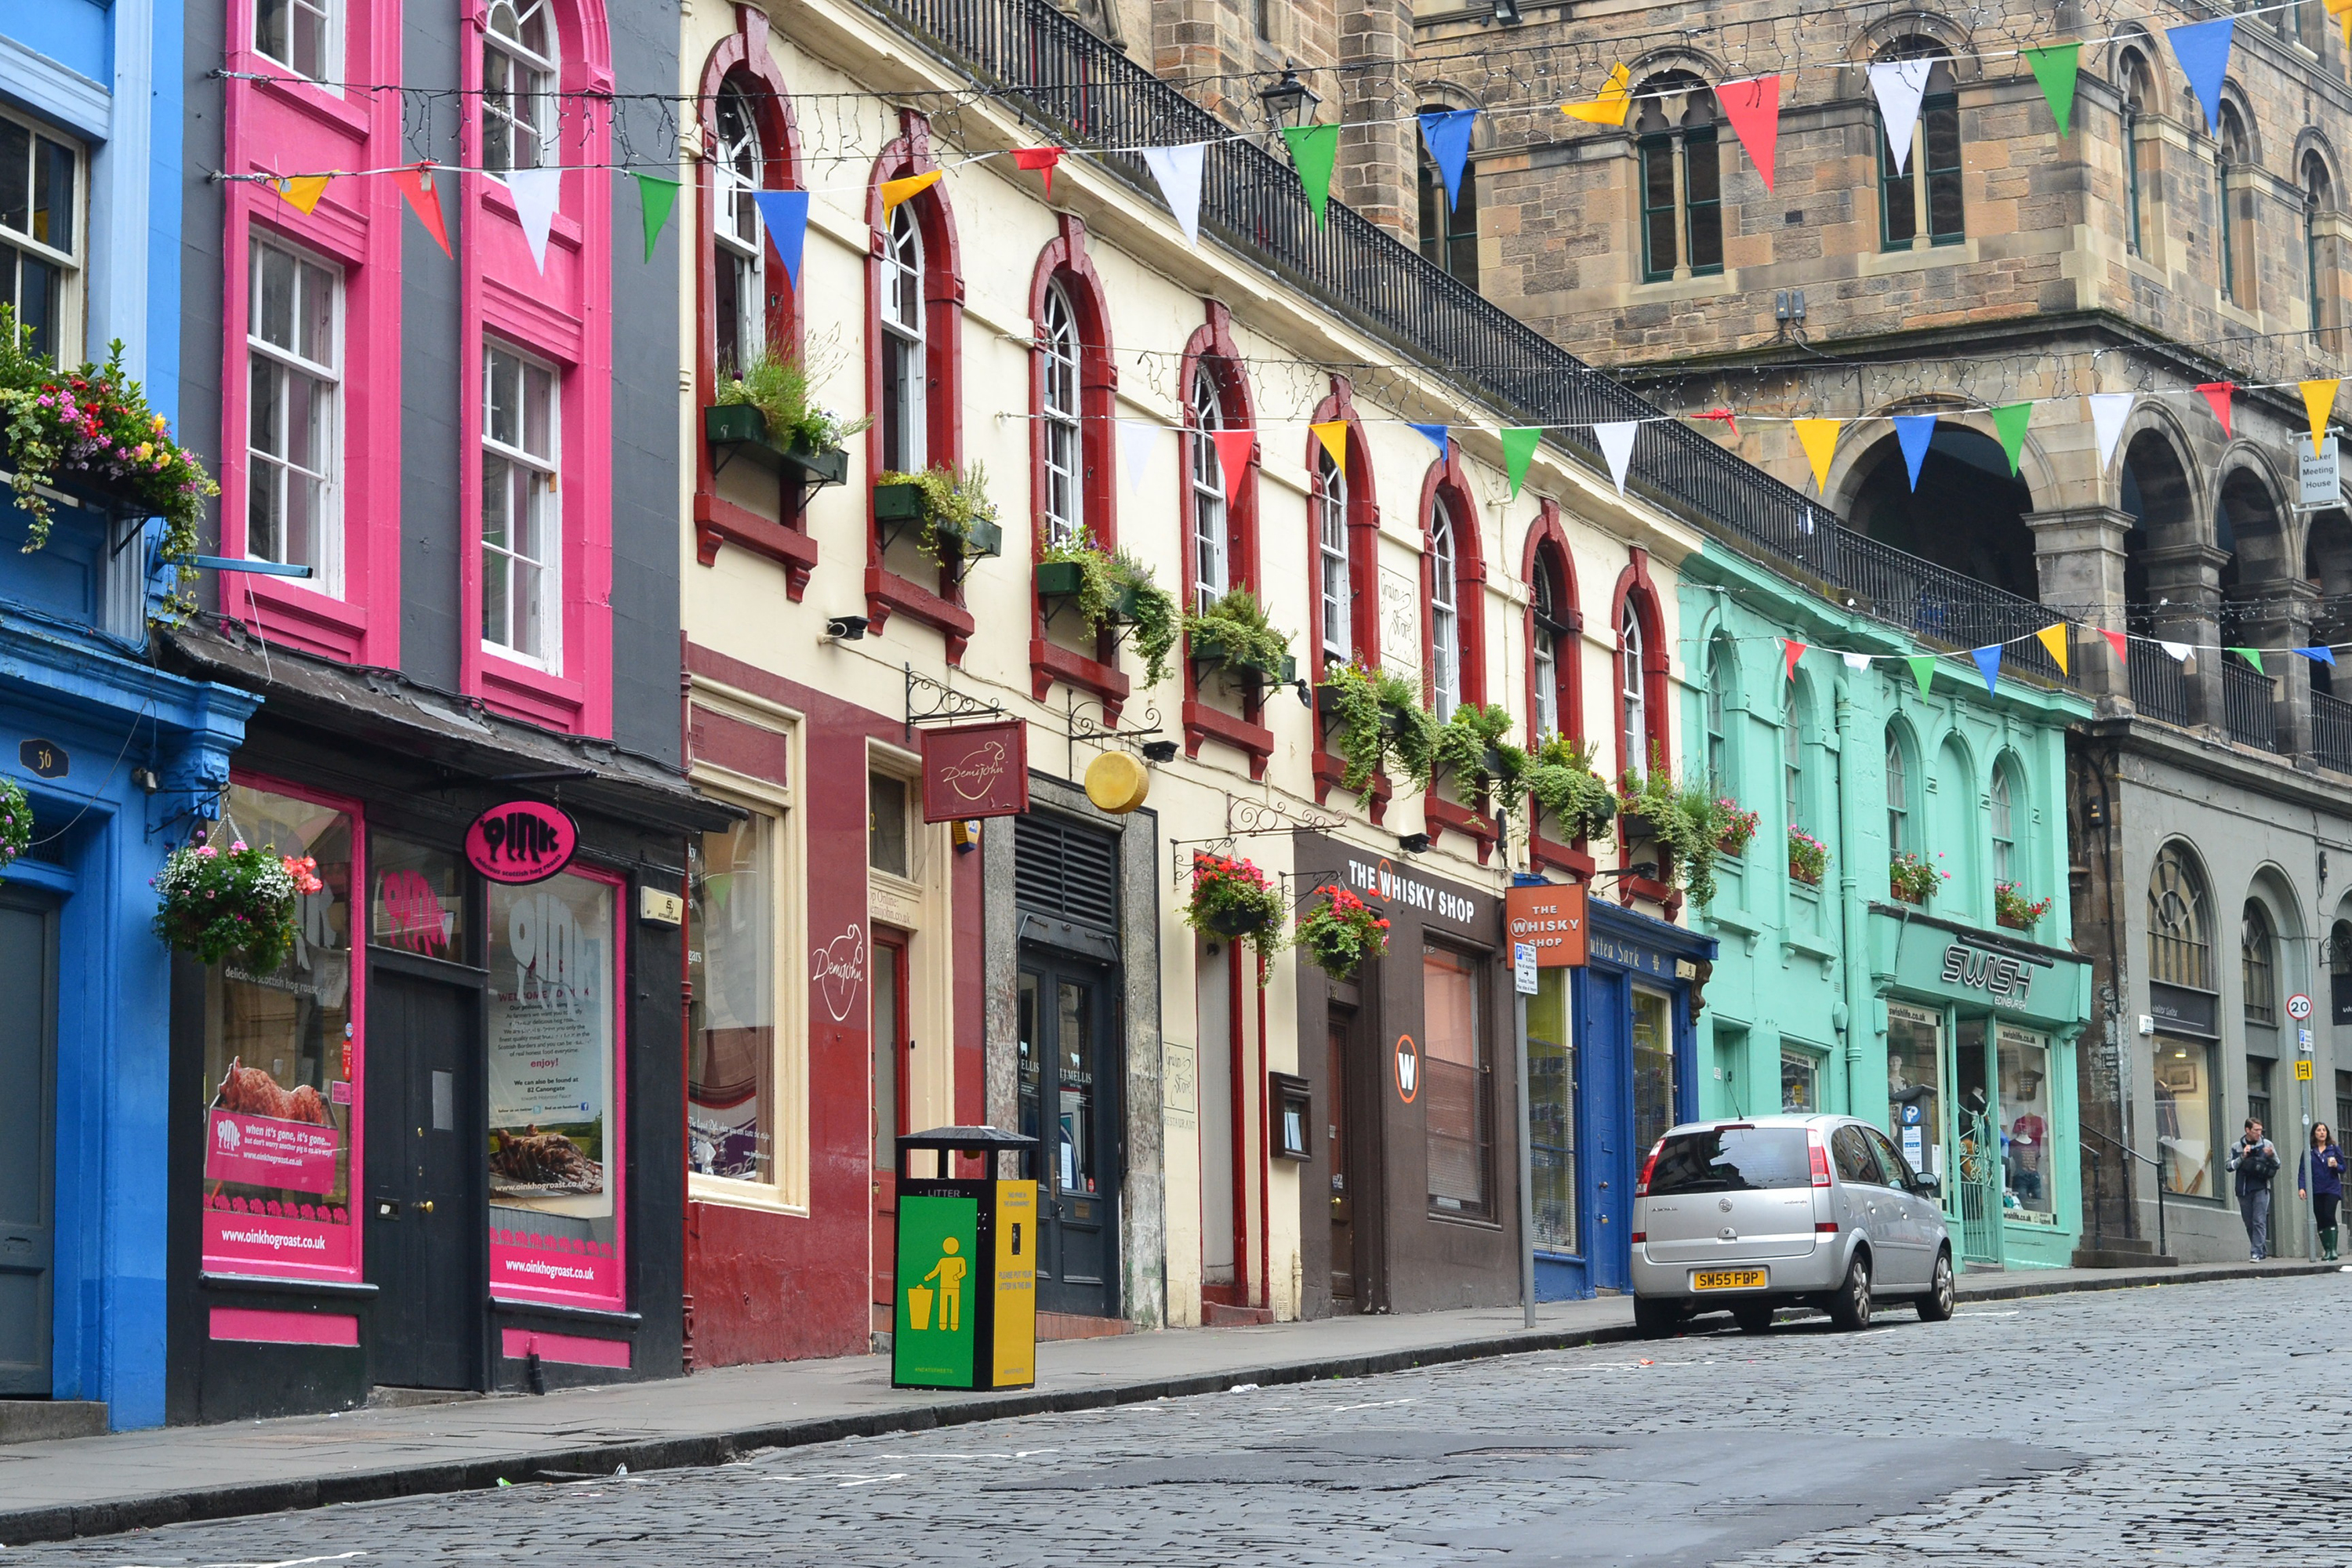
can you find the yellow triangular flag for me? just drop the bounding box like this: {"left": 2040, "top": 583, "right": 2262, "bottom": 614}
{"left": 2303, "top": 379, "right": 2341, "bottom": 456}
{"left": 2034, "top": 622, "right": 2070, "bottom": 675}
{"left": 880, "top": 170, "right": 942, "bottom": 216}
{"left": 274, "top": 174, "right": 331, "bottom": 215}
{"left": 1562, "top": 64, "right": 1632, "bottom": 127}
{"left": 1308, "top": 420, "right": 1347, "bottom": 474}
{"left": 1792, "top": 419, "right": 1842, "bottom": 492}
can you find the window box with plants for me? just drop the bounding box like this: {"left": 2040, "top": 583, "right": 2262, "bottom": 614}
{"left": 1889, "top": 851, "right": 1948, "bottom": 906}
{"left": 1526, "top": 735, "right": 1617, "bottom": 847}
{"left": 1184, "top": 851, "right": 1284, "bottom": 969}
{"left": 1994, "top": 881, "right": 2051, "bottom": 931}
{"left": 1185, "top": 589, "right": 1294, "bottom": 688}
{"left": 1430, "top": 702, "right": 1529, "bottom": 831}
{"left": 1714, "top": 800, "right": 1759, "bottom": 858}
{"left": 1788, "top": 827, "right": 1828, "bottom": 888}
{"left": 1035, "top": 531, "right": 1179, "bottom": 687}
{"left": 1620, "top": 768, "right": 1726, "bottom": 909}
{"left": 875, "top": 463, "right": 1004, "bottom": 567}
{"left": 705, "top": 347, "right": 866, "bottom": 488}
{"left": 1316, "top": 661, "right": 1438, "bottom": 803}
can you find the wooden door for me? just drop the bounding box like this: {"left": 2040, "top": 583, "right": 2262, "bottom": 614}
{"left": 1327, "top": 1016, "right": 1355, "bottom": 1304}
{"left": 870, "top": 930, "right": 909, "bottom": 1309}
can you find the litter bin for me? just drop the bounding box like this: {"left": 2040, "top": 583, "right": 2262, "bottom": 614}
{"left": 891, "top": 1125, "right": 1040, "bottom": 1392}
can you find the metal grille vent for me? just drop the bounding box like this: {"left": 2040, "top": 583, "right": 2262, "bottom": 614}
{"left": 1014, "top": 811, "right": 1119, "bottom": 932}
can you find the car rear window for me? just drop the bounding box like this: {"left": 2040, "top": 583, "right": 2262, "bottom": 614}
{"left": 1646, "top": 1128, "right": 1813, "bottom": 1195}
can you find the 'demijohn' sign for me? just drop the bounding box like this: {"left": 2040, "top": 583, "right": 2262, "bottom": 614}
{"left": 1504, "top": 881, "right": 1588, "bottom": 968}
{"left": 920, "top": 720, "right": 1029, "bottom": 822}
{"left": 464, "top": 800, "right": 579, "bottom": 885}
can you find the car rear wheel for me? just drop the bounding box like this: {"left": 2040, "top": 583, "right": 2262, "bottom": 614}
{"left": 1633, "top": 1297, "right": 1681, "bottom": 1339}
{"left": 1916, "top": 1250, "right": 1955, "bottom": 1323}
{"left": 1732, "top": 1302, "right": 1774, "bottom": 1334}
{"left": 1828, "top": 1253, "right": 1872, "bottom": 1332}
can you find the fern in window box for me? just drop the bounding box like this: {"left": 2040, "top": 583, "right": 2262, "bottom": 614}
{"left": 1183, "top": 588, "right": 1294, "bottom": 686}
{"left": 1889, "top": 850, "right": 1947, "bottom": 905}
{"left": 1526, "top": 735, "right": 1617, "bottom": 847}
{"left": 1317, "top": 661, "right": 1438, "bottom": 800}
{"left": 1994, "top": 880, "right": 2051, "bottom": 931}
{"left": 1036, "top": 531, "right": 1179, "bottom": 687}
{"left": 1619, "top": 767, "right": 1726, "bottom": 909}
{"left": 1430, "top": 702, "right": 1529, "bottom": 832}
{"left": 875, "top": 463, "right": 1003, "bottom": 563}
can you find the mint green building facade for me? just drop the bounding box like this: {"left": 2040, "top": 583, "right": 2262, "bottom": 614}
{"left": 1679, "top": 543, "right": 2096, "bottom": 1272}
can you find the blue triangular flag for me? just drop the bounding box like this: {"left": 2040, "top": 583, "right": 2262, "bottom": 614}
{"left": 1971, "top": 644, "right": 2002, "bottom": 694}
{"left": 1893, "top": 414, "right": 1936, "bottom": 492}
{"left": 1417, "top": 109, "right": 1479, "bottom": 214}
{"left": 2167, "top": 17, "right": 2234, "bottom": 136}
{"left": 753, "top": 191, "right": 810, "bottom": 288}
{"left": 2297, "top": 645, "right": 2338, "bottom": 666}
{"left": 1410, "top": 422, "right": 1450, "bottom": 451}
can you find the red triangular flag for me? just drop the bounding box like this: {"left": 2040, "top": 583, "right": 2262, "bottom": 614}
{"left": 1698, "top": 407, "right": 1740, "bottom": 438}
{"left": 392, "top": 163, "right": 452, "bottom": 258}
{"left": 1011, "top": 146, "right": 1065, "bottom": 196}
{"left": 2196, "top": 381, "right": 2234, "bottom": 440}
{"left": 1716, "top": 75, "right": 1782, "bottom": 192}
{"left": 2101, "top": 628, "right": 2128, "bottom": 665}
{"left": 1783, "top": 638, "right": 1806, "bottom": 682}
{"left": 1211, "top": 430, "right": 1256, "bottom": 499}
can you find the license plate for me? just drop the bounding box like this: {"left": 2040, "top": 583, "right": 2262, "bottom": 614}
{"left": 1692, "top": 1269, "right": 1767, "bottom": 1291}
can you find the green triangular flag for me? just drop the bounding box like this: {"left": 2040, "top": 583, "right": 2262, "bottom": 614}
{"left": 1907, "top": 654, "right": 1937, "bottom": 699}
{"left": 2231, "top": 646, "right": 2264, "bottom": 676}
{"left": 2023, "top": 45, "right": 2081, "bottom": 136}
{"left": 1279, "top": 124, "right": 1341, "bottom": 228}
{"left": 633, "top": 172, "right": 681, "bottom": 262}
{"left": 1991, "top": 403, "right": 2033, "bottom": 476}
{"left": 1500, "top": 426, "right": 1543, "bottom": 498}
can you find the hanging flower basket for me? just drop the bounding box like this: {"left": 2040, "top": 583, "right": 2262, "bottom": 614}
{"left": 0, "top": 777, "right": 29, "bottom": 879}
{"left": 1294, "top": 884, "right": 1390, "bottom": 978}
{"left": 153, "top": 833, "right": 323, "bottom": 971}
{"left": 1183, "top": 851, "right": 1284, "bottom": 965}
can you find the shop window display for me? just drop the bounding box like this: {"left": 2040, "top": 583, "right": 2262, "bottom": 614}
{"left": 200, "top": 783, "right": 358, "bottom": 1281}
{"left": 1527, "top": 968, "right": 1576, "bottom": 1253}
{"left": 1886, "top": 1002, "right": 1943, "bottom": 1179}
{"left": 1423, "top": 946, "right": 1490, "bottom": 1217}
{"left": 1997, "top": 1026, "right": 2054, "bottom": 1221}
{"left": 1780, "top": 1047, "right": 1820, "bottom": 1114}
{"left": 688, "top": 815, "right": 776, "bottom": 1186}
{"left": 2154, "top": 1037, "right": 2218, "bottom": 1198}
{"left": 487, "top": 871, "right": 623, "bottom": 1307}
{"left": 370, "top": 834, "right": 467, "bottom": 961}
{"left": 1631, "top": 988, "right": 1676, "bottom": 1156}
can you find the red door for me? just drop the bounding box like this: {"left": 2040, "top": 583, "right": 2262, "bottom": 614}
{"left": 870, "top": 930, "right": 910, "bottom": 1313}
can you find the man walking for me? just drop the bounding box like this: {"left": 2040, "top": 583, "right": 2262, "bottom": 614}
{"left": 2227, "top": 1118, "right": 2281, "bottom": 1262}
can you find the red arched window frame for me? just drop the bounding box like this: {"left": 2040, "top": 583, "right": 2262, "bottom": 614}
{"left": 1610, "top": 548, "right": 1675, "bottom": 909}
{"left": 862, "top": 112, "right": 973, "bottom": 663}
{"left": 1177, "top": 302, "right": 1272, "bottom": 778}
{"left": 689, "top": 10, "right": 813, "bottom": 592}
{"left": 1417, "top": 442, "right": 1493, "bottom": 859}
{"left": 1026, "top": 214, "right": 1127, "bottom": 711}
{"left": 1522, "top": 502, "right": 1592, "bottom": 877}
{"left": 1305, "top": 376, "right": 1384, "bottom": 811}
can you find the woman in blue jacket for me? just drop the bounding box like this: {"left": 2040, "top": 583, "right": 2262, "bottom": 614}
{"left": 2299, "top": 1123, "right": 2345, "bottom": 1262}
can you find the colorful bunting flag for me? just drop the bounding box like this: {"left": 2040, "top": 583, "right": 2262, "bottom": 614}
{"left": 1562, "top": 64, "right": 1632, "bottom": 127}
{"left": 2035, "top": 622, "right": 2071, "bottom": 674}
{"left": 506, "top": 166, "right": 563, "bottom": 274}
{"left": 1893, "top": 413, "right": 1937, "bottom": 491}
{"left": 753, "top": 191, "right": 810, "bottom": 287}
{"left": 1410, "top": 423, "right": 1450, "bottom": 452}
{"left": 1211, "top": 429, "right": 1256, "bottom": 499}
{"left": 1501, "top": 426, "right": 1543, "bottom": 499}
{"left": 1309, "top": 419, "right": 1348, "bottom": 473}
{"left": 1118, "top": 419, "right": 1159, "bottom": 495}
{"left": 1716, "top": 76, "right": 1782, "bottom": 193}
{"left": 1280, "top": 124, "right": 1341, "bottom": 227}
{"left": 2298, "top": 645, "right": 2339, "bottom": 666}
{"left": 2088, "top": 393, "right": 2134, "bottom": 472}
{"left": 2197, "top": 381, "right": 2235, "bottom": 439}
{"left": 1783, "top": 639, "right": 1806, "bottom": 683}
{"left": 2160, "top": 640, "right": 2192, "bottom": 665}
{"left": 1907, "top": 654, "right": 1937, "bottom": 699}
{"left": 633, "top": 172, "right": 679, "bottom": 263}
{"left": 1972, "top": 644, "right": 2003, "bottom": 694}
{"left": 1592, "top": 421, "right": 1639, "bottom": 496}
{"left": 1841, "top": 651, "right": 1874, "bottom": 671}
{"left": 880, "top": 169, "right": 942, "bottom": 216}
{"left": 2167, "top": 17, "right": 2234, "bottom": 136}
{"left": 1868, "top": 59, "right": 1933, "bottom": 176}
{"left": 1793, "top": 418, "right": 1842, "bottom": 492}
{"left": 1417, "top": 110, "right": 1479, "bottom": 212}
{"left": 2101, "top": 628, "right": 2128, "bottom": 666}
{"left": 2332, "top": 0, "right": 2352, "bottom": 46}
{"left": 1011, "top": 146, "right": 1065, "bottom": 195}
{"left": 392, "top": 165, "right": 451, "bottom": 257}
{"left": 1140, "top": 144, "right": 1207, "bottom": 245}
{"left": 2302, "top": 379, "right": 2339, "bottom": 456}
{"left": 2231, "top": 647, "right": 2264, "bottom": 676}
{"left": 1697, "top": 407, "right": 1740, "bottom": 438}
{"left": 2024, "top": 45, "right": 2082, "bottom": 136}
{"left": 275, "top": 174, "right": 331, "bottom": 215}
{"left": 1991, "top": 402, "right": 2033, "bottom": 476}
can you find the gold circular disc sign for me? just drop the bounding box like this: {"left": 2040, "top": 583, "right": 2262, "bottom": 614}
{"left": 1084, "top": 750, "right": 1150, "bottom": 815}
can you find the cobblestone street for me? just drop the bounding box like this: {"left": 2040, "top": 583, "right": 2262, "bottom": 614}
{"left": 13, "top": 1276, "right": 2349, "bottom": 1566}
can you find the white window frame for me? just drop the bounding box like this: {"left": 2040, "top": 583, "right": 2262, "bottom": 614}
{"left": 1431, "top": 501, "right": 1461, "bottom": 720}
{"left": 1886, "top": 734, "right": 1909, "bottom": 854}
{"left": 254, "top": 0, "right": 340, "bottom": 86}
{"left": 1990, "top": 766, "right": 2015, "bottom": 884}
{"left": 245, "top": 235, "right": 343, "bottom": 593}
{"left": 1783, "top": 689, "right": 1803, "bottom": 834}
{"left": 0, "top": 108, "right": 84, "bottom": 366}
{"left": 481, "top": 340, "right": 562, "bottom": 670}
{"left": 711, "top": 83, "right": 764, "bottom": 383}
{"left": 1189, "top": 368, "right": 1227, "bottom": 612}
{"left": 1040, "top": 281, "right": 1083, "bottom": 546}
{"left": 1534, "top": 573, "right": 1563, "bottom": 743}
{"left": 482, "top": 0, "right": 557, "bottom": 176}
{"left": 1317, "top": 445, "right": 1349, "bottom": 663}
{"left": 880, "top": 201, "right": 927, "bottom": 473}
{"left": 1621, "top": 602, "right": 1648, "bottom": 776}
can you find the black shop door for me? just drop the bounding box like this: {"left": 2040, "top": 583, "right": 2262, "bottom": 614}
{"left": 366, "top": 960, "right": 484, "bottom": 1389}
{"left": 1018, "top": 956, "right": 1121, "bottom": 1318}
{"left": 0, "top": 893, "right": 57, "bottom": 1396}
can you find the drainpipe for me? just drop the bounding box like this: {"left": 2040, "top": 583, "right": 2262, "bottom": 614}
{"left": 1834, "top": 683, "right": 1874, "bottom": 1110}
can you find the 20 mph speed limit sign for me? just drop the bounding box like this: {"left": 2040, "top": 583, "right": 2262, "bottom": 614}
{"left": 2287, "top": 993, "right": 2314, "bottom": 1022}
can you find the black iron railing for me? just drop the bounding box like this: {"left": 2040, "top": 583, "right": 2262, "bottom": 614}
{"left": 2128, "top": 642, "right": 2194, "bottom": 726}
{"left": 2223, "top": 659, "right": 2280, "bottom": 751}
{"left": 866, "top": 0, "right": 2076, "bottom": 688}
{"left": 2314, "top": 690, "right": 2352, "bottom": 773}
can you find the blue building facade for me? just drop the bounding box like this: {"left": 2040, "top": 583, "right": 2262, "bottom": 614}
{"left": 1, "top": 0, "right": 258, "bottom": 1428}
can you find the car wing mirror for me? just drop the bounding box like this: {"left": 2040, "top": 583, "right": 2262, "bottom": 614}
{"left": 1910, "top": 1174, "right": 1941, "bottom": 1200}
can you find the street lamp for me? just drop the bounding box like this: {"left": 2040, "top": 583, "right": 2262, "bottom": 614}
{"left": 1258, "top": 61, "right": 1321, "bottom": 132}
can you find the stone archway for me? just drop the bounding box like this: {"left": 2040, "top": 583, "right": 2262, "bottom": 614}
{"left": 1844, "top": 423, "right": 2039, "bottom": 599}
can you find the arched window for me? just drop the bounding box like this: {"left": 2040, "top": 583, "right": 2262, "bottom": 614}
{"left": 1431, "top": 502, "right": 1461, "bottom": 720}
{"left": 1878, "top": 45, "right": 1962, "bottom": 250}
{"left": 1316, "top": 445, "right": 1349, "bottom": 662}
{"left": 2122, "top": 52, "right": 2151, "bottom": 256}
{"left": 1523, "top": 524, "right": 1578, "bottom": 756}
{"left": 712, "top": 83, "right": 764, "bottom": 383}
{"left": 2148, "top": 842, "right": 2213, "bottom": 990}
{"left": 1702, "top": 636, "right": 1728, "bottom": 784}
{"left": 1635, "top": 73, "right": 1722, "bottom": 283}
{"left": 1189, "top": 366, "right": 1227, "bottom": 612}
{"left": 2242, "top": 900, "right": 2278, "bottom": 1025}
{"left": 2307, "top": 152, "right": 2335, "bottom": 340}
{"left": 1620, "top": 601, "right": 1648, "bottom": 774}
{"left": 1990, "top": 766, "right": 2016, "bottom": 885}
{"left": 879, "top": 202, "right": 926, "bottom": 473}
{"left": 2218, "top": 104, "right": 2253, "bottom": 310}
{"left": 1416, "top": 105, "right": 1479, "bottom": 286}
{"left": 1040, "top": 281, "right": 1083, "bottom": 546}
{"left": 1783, "top": 684, "right": 1806, "bottom": 833}
{"left": 482, "top": 0, "right": 557, "bottom": 175}
{"left": 1886, "top": 731, "right": 1910, "bottom": 853}
{"left": 1534, "top": 570, "right": 1562, "bottom": 741}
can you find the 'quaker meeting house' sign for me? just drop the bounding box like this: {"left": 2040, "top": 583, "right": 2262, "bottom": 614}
{"left": 465, "top": 800, "right": 580, "bottom": 885}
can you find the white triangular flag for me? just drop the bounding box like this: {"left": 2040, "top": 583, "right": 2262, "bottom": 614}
{"left": 2089, "top": 393, "right": 2135, "bottom": 472}
{"left": 506, "top": 167, "right": 564, "bottom": 274}
{"left": 1869, "top": 59, "right": 1934, "bottom": 176}
{"left": 2160, "top": 640, "right": 2190, "bottom": 662}
{"left": 1139, "top": 143, "right": 1206, "bottom": 245}
{"left": 1841, "top": 652, "right": 1874, "bottom": 670}
{"left": 1592, "top": 421, "right": 1639, "bottom": 496}
{"left": 1119, "top": 419, "right": 1159, "bottom": 495}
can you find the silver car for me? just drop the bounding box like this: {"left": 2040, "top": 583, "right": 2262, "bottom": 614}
{"left": 1628, "top": 1114, "right": 1955, "bottom": 1336}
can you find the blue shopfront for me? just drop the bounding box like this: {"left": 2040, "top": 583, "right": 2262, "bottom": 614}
{"left": 1531, "top": 898, "right": 1716, "bottom": 1301}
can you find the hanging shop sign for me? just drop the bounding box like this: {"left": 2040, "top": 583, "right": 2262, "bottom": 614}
{"left": 1394, "top": 1033, "right": 1420, "bottom": 1103}
{"left": 2149, "top": 981, "right": 2218, "bottom": 1039}
{"left": 1506, "top": 882, "right": 1588, "bottom": 967}
{"left": 921, "top": 720, "right": 1029, "bottom": 822}
{"left": 464, "top": 800, "right": 579, "bottom": 885}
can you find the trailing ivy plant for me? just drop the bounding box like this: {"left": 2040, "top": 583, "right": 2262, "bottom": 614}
{"left": 1618, "top": 766, "right": 1726, "bottom": 911}
{"left": 713, "top": 336, "right": 871, "bottom": 451}
{"left": 1320, "top": 661, "right": 1439, "bottom": 801}
{"left": 1120, "top": 551, "right": 1180, "bottom": 688}
{"left": 1525, "top": 735, "right": 1617, "bottom": 847}
{"left": 1038, "top": 530, "right": 1179, "bottom": 687}
{"left": 1430, "top": 702, "right": 1530, "bottom": 833}
{"left": 877, "top": 462, "right": 999, "bottom": 561}
{"left": 1181, "top": 587, "right": 1292, "bottom": 680}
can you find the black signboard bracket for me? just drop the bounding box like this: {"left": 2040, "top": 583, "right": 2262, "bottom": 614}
{"left": 904, "top": 664, "right": 1003, "bottom": 742}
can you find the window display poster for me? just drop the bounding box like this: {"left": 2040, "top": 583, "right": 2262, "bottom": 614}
{"left": 1996, "top": 1025, "right": 2056, "bottom": 1221}
{"left": 1886, "top": 1002, "right": 1944, "bottom": 1179}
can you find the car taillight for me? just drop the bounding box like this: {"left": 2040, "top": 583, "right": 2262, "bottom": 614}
{"left": 1635, "top": 1140, "right": 1664, "bottom": 1196}
{"left": 1630, "top": 1232, "right": 1646, "bottom": 1244}
{"left": 1809, "top": 1135, "right": 1832, "bottom": 1189}
{"left": 1816, "top": 1221, "right": 1840, "bottom": 1234}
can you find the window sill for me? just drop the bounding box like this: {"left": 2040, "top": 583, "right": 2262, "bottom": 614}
{"left": 866, "top": 566, "right": 975, "bottom": 664}
{"left": 1529, "top": 828, "right": 1594, "bottom": 879}
{"left": 695, "top": 492, "right": 816, "bottom": 599}
{"left": 1423, "top": 788, "right": 1496, "bottom": 863}
{"left": 478, "top": 652, "right": 587, "bottom": 732}
{"left": 1425, "top": 1208, "right": 1503, "bottom": 1230}
{"left": 688, "top": 1184, "right": 813, "bottom": 1220}
{"left": 1183, "top": 698, "right": 1274, "bottom": 779}
{"left": 1030, "top": 636, "right": 1131, "bottom": 713}
{"left": 488, "top": 1298, "right": 643, "bottom": 1327}
{"left": 1783, "top": 931, "right": 1838, "bottom": 964}
{"left": 200, "top": 1270, "right": 378, "bottom": 1298}
{"left": 240, "top": 577, "right": 369, "bottom": 662}
{"left": 242, "top": 59, "right": 375, "bottom": 140}
{"left": 1313, "top": 749, "right": 1390, "bottom": 823}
